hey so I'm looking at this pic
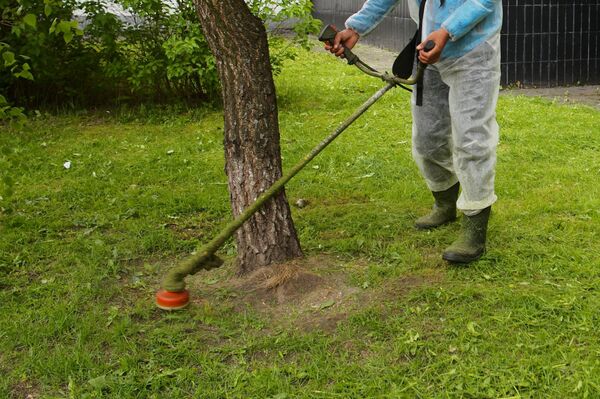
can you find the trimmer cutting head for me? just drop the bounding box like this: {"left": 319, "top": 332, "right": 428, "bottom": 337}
{"left": 155, "top": 289, "right": 190, "bottom": 310}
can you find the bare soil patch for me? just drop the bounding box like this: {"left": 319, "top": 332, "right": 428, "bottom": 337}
{"left": 190, "top": 254, "right": 443, "bottom": 332}
{"left": 9, "top": 380, "right": 40, "bottom": 399}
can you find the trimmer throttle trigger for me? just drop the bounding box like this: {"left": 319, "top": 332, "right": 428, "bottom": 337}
{"left": 318, "top": 24, "right": 359, "bottom": 65}
{"left": 318, "top": 25, "right": 337, "bottom": 44}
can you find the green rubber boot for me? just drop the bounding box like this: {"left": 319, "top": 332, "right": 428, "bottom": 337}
{"left": 415, "top": 183, "right": 460, "bottom": 229}
{"left": 442, "top": 206, "right": 491, "bottom": 264}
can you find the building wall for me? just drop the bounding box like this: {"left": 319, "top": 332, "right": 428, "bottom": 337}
{"left": 313, "top": 0, "right": 600, "bottom": 87}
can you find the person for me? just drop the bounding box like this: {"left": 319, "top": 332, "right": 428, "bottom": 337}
{"left": 325, "top": 0, "right": 502, "bottom": 263}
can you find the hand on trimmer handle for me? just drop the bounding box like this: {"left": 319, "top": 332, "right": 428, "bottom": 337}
{"left": 420, "top": 41, "right": 436, "bottom": 63}
{"left": 415, "top": 40, "right": 436, "bottom": 78}
{"left": 318, "top": 25, "right": 359, "bottom": 65}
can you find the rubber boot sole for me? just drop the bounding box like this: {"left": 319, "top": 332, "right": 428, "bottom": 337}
{"left": 442, "top": 248, "right": 485, "bottom": 264}
{"left": 415, "top": 216, "right": 457, "bottom": 230}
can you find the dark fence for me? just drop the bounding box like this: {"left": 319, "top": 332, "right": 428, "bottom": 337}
{"left": 313, "top": 0, "right": 600, "bottom": 87}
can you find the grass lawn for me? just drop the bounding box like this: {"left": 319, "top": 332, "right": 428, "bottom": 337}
{"left": 1, "top": 47, "right": 599, "bottom": 398}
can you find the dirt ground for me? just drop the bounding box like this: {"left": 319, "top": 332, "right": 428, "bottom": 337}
{"left": 189, "top": 255, "right": 442, "bottom": 332}
{"left": 321, "top": 42, "right": 600, "bottom": 110}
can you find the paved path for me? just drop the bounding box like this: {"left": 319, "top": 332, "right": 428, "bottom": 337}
{"left": 319, "top": 42, "right": 600, "bottom": 110}
{"left": 502, "top": 85, "right": 600, "bottom": 109}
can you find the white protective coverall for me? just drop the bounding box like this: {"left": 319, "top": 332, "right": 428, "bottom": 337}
{"left": 346, "top": 0, "right": 502, "bottom": 214}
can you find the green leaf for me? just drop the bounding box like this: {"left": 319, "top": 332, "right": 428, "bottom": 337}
{"left": 88, "top": 375, "right": 108, "bottom": 389}
{"left": 2, "top": 51, "right": 16, "bottom": 67}
{"left": 23, "top": 14, "right": 37, "bottom": 28}
{"left": 11, "top": 26, "right": 22, "bottom": 37}
{"left": 18, "top": 71, "right": 34, "bottom": 80}
{"left": 57, "top": 21, "right": 69, "bottom": 33}
{"left": 16, "top": 64, "right": 34, "bottom": 80}
{"left": 63, "top": 30, "right": 73, "bottom": 43}
{"left": 156, "top": 368, "right": 182, "bottom": 378}
{"left": 44, "top": 4, "right": 52, "bottom": 17}
{"left": 8, "top": 107, "right": 24, "bottom": 117}
{"left": 467, "top": 321, "right": 480, "bottom": 336}
{"left": 318, "top": 299, "right": 335, "bottom": 310}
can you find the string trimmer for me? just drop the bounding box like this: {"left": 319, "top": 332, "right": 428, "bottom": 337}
{"left": 155, "top": 25, "right": 435, "bottom": 310}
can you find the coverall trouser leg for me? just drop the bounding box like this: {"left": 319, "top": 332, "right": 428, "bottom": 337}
{"left": 411, "top": 38, "right": 501, "bottom": 214}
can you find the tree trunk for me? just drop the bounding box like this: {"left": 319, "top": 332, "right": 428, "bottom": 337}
{"left": 195, "top": 0, "right": 303, "bottom": 274}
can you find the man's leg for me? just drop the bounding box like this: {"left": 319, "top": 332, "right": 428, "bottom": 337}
{"left": 412, "top": 65, "right": 459, "bottom": 229}
{"left": 439, "top": 37, "right": 501, "bottom": 262}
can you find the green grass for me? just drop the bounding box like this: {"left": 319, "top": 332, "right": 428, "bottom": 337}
{"left": 1, "top": 47, "right": 599, "bottom": 398}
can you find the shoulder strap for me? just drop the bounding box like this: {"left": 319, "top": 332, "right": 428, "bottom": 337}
{"left": 418, "top": 0, "right": 427, "bottom": 42}
{"left": 392, "top": 0, "right": 427, "bottom": 80}
{"left": 415, "top": 0, "right": 427, "bottom": 106}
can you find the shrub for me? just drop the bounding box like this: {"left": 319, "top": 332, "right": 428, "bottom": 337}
{"left": 0, "top": 0, "right": 320, "bottom": 117}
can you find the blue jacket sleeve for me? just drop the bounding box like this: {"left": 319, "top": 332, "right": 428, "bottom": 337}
{"left": 441, "top": 0, "right": 498, "bottom": 41}
{"left": 345, "top": 0, "right": 401, "bottom": 36}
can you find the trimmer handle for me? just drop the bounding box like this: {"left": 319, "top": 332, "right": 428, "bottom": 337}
{"left": 419, "top": 40, "right": 436, "bottom": 65}
{"left": 422, "top": 40, "right": 436, "bottom": 54}
{"left": 318, "top": 25, "right": 359, "bottom": 65}
{"left": 417, "top": 40, "right": 436, "bottom": 71}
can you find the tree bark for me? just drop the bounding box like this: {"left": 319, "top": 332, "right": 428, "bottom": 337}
{"left": 194, "top": 0, "right": 303, "bottom": 274}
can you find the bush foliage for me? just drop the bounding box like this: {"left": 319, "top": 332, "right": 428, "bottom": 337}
{"left": 0, "top": 0, "right": 320, "bottom": 120}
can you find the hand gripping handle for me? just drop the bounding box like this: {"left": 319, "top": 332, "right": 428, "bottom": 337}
{"left": 421, "top": 40, "right": 435, "bottom": 54}
{"left": 318, "top": 25, "right": 359, "bottom": 65}
{"left": 417, "top": 40, "right": 436, "bottom": 73}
